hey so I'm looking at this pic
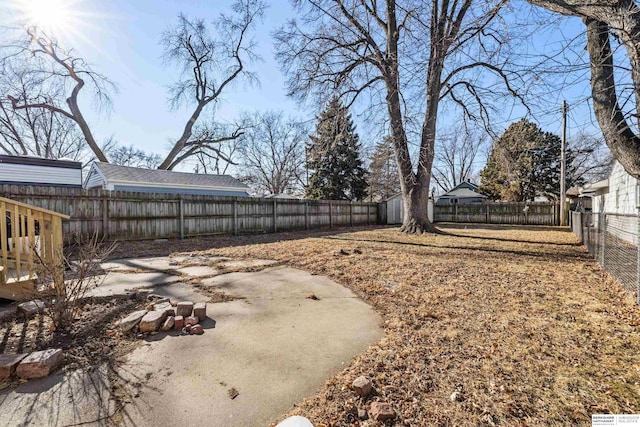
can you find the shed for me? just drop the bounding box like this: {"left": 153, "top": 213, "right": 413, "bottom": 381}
{"left": 386, "top": 193, "right": 433, "bottom": 225}
{"left": 0, "top": 154, "right": 82, "bottom": 187}
{"left": 435, "top": 181, "right": 487, "bottom": 205}
{"left": 84, "top": 162, "right": 250, "bottom": 197}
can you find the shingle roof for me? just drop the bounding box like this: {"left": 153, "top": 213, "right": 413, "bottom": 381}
{"left": 94, "top": 163, "right": 249, "bottom": 189}
{"left": 440, "top": 188, "right": 486, "bottom": 198}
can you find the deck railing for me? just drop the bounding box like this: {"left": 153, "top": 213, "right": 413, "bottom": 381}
{"left": 0, "top": 196, "right": 69, "bottom": 292}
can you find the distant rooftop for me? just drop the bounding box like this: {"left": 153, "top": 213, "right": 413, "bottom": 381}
{"left": 94, "top": 163, "right": 249, "bottom": 189}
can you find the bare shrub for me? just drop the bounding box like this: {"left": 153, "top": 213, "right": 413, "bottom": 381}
{"left": 35, "top": 231, "right": 117, "bottom": 331}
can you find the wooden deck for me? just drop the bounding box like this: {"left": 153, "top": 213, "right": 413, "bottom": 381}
{"left": 0, "top": 197, "right": 69, "bottom": 301}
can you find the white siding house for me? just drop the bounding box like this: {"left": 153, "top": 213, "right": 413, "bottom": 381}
{"left": 581, "top": 161, "right": 639, "bottom": 245}
{"left": 84, "top": 163, "right": 251, "bottom": 197}
{"left": 0, "top": 155, "right": 82, "bottom": 187}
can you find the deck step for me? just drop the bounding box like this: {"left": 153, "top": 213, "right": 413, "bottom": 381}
{"left": 0, "top": 268, "right": 39, "bottom": 301}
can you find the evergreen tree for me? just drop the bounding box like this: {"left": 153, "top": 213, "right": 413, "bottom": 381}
{"left": 306, "top": 98, "right": 368, "bottom": 200}
{"left": 368, "top": 136, "right": 400, "bottom": 201}
{"left": 479, "top": 119, "right": 579, "bottom": 201}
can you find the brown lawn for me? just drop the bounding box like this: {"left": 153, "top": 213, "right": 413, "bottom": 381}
{"left": 114, "top": 224, "right": 640, "bottom": 426}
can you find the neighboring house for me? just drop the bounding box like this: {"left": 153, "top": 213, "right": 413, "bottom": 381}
{"left": 84, "top": 163, "right": 250, "bottom": 197}
{"left": 435, "top": 181, "right": 487, "bottom": 205}
{"left": 580, "top": 161, "right": 638, "bottom": 244}
{"left": 582, "top": 161, "right": 638, "bottom": 216}
{"left": 567, "top": 186, "right": 592, "bottom": 211}
{"left": 0, "top": 154, "right": 82, "bottom": 188}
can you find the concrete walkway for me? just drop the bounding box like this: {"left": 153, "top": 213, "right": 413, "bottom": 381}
{"left": 0, "top": 258, "right": 382, "bottom": 426}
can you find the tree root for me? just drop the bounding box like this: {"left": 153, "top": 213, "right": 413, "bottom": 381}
{"left": 399, "top": 219, "right": 439, "bottom": 234}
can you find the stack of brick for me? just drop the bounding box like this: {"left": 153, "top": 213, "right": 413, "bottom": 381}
{"left": 117, "top": 300, "right": 208, "bottom": 336}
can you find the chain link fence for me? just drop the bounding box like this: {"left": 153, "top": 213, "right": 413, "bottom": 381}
{"left": 572, "top": 211, "right": 640, "bottom": 301}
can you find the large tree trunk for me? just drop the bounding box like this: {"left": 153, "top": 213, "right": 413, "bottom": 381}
{"left": 585, "top": 18, "right": 640, "bottom": 178}
{"left": 159, "top": 102, "right": 205, "bottom": 170}
{"left": 383, "top": 1, "right": 436, "bottom": 234}
{"left": 527, "top": 0, "right": 640, "bottom": 179}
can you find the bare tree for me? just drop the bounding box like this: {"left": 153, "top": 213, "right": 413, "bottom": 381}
{"left": 526, "top": 0, "right": 640, "bottom": 179}
{"left": 275, "top": 0, "right": 525, "bottom": 233}
{"left": 159, "top": 0, "right": 266, "bottom": 170}
{"left": 240, "top": 111, "right": 307, "bottom": 195}
{"left": 3, "top": 27, "right": 115, "bottom": 162}
{"left": 193, "top": 125, "right": 244, "bottom": 175}
{"left": 107, "top": 144, "right": 162, "bottom": 169}
{"left": 432, "top": 126, "right": 487, "bottom": 192}
{"left": 0, "top": 59, "right": 89, "bottom": 160}
{"left": 568, "top": 133, "right": 614, "bottom": 184}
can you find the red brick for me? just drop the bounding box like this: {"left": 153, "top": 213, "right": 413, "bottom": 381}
{"left": 369, "top": 402, "right": 395, "bottom": 422}
{"left": 193, "top": 302, "right": 207, "bottom": 320}
{"left": 0, "top": 354, "right": 27, "bottom": 379}
{"left": 174, "top": 315, "right": 184, "bottom": 330}
{"left": 185, "top": 316, "right": 198, "bottom": 327}
{"left": 352, "top": 376, "right": 373, "bottom": 397}
{"left": 16, "top": 349, "right": 63, "bottom": 379}
{"left": 176, "top": 301, "right": 193, "bottom": 317}
{"left": 139, "top": 310, "right": 167, "bottom": 333}
{"left": 161, "top": 316, "right": 175, "bottom": 331}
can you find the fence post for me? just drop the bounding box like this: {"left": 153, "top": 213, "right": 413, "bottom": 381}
{"left": 179, "top": 195, "right": 184, "bottom": 240}
{"left": 366, "top": 204, "right": 370, "bottom": 225}
{"left": 305, "top": 201, "right": 309, "bottom": 230}
{"left": 601, "top": 213, "right": 606, "bottom": 267}
{"left": 454, "top": 203, "right": 458, "bottom": 222}
{"left": 101, "top": 192, "right": 109, "bottom": 239}
{"left": 329, "top": 202, "right": 333, "bottom": 228}
{"left": 486, "top": 204, "right": 489, "bottom": 223}
{"left": 233, "top": 198, "right": 238, "bottom": 236}
{"left": 273, "top": 199, "right": 278, "bottom": 233}
{"left": 637, "top": 214, "right": 640, "bottom": 304}
{"left": 350, "top": 202, "right": 353, "bottom": 227}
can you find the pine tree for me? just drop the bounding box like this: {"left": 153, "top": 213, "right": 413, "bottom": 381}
{"left": 306, "top": 98, "right": 368, "bottom": 200}
{"left": 368, "top": 136, "right": 400, "bottom": 201}
{"left": 479, "top": 119, "right": 576, "bottom": 201}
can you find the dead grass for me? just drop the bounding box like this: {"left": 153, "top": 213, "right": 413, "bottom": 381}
{"left": 114, "top": 224, "right": 640, "bottom": 426}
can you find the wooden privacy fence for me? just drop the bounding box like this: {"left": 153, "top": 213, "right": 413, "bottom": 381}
{"left": 0, "top": 186, "right": 379, "bottom": 242}
{"left": 434, "top": 202, "right": 560, "bottom": 225}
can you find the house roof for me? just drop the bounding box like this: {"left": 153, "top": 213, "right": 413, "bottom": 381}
{"left": 439, "top": 187, "right": 487, "bottom": 199}
{"left": 580, "top": 178, "right": 609, "bottom": 195}
{"left": 438, "top": 181, "right": 486, "bottom": 199}
{"left": 92, "top": 163, "right": 249, "bottom": 190}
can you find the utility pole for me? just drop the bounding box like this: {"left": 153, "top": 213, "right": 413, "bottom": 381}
{"left": 560, "top": 100, "right": 567, "bottom": 226}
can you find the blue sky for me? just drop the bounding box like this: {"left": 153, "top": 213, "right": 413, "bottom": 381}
{"left": 1, "top": 0, "right": 604, "bottom": 174}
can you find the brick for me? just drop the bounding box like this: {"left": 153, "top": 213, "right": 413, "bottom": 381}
{"left": 190, "top": 324, "right": 204, "bottom": 335}
{"left": 154, "top": 302, "right": 175, "bottom": 317}
{"left": 352, "top": 376, "right": 373, "bottom": 397}
{"left": 174, "top": 315, "right": 184, "bottom": 330}
{"left": 369, "top": 402, "right": 395, "bottom": 422}
{"left": 161, "top": 316, "right": 175, "bottom": 331}
{"left": 176, "top": 301, "right": 193, "bottom": 317}
{"left": 0, "top": 304, "right": 18, "bottom": 322}
{"left": 139, "top": 310, "right": 167, "bottom": 333}
{"left": 17, "top": 300, "right": 46, "bottom": 318}
{"left": 193, "top": 302, "right": 207, "bottom": 320}
{"left": 185, "top": 316, "right": 199, "bottom": 327}
{"left": 16, "top": 349, "right": 63, "bottom": 379}
{"left": 117, "top": 310, "right": 147, "bottom": 332}
{"left": 0, "top": 354, "right": 27, "bottom": 379}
